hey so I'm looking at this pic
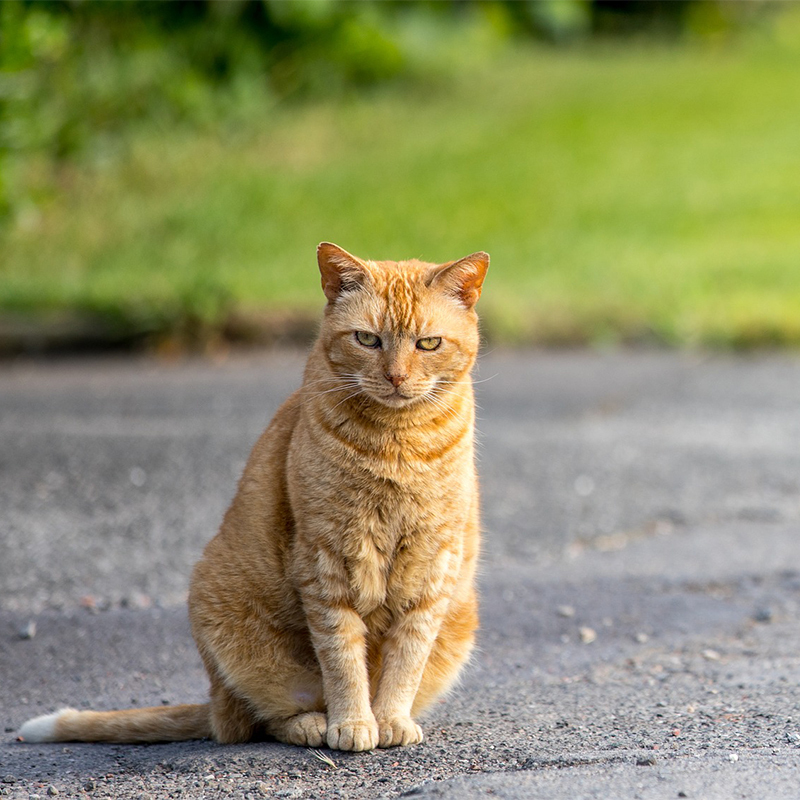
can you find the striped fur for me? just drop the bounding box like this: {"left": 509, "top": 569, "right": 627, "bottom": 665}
{"left": 20, "top": 244, "right": 488, "bottom": 751}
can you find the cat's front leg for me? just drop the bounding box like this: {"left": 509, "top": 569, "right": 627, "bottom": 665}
{"left": 371, "top": 597, "right": 449, "bottom": 748}
{"left": 304, "top": 601, "right": 378, "bottom": 751}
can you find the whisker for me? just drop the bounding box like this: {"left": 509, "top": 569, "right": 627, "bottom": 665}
{"left": 300, "top": 373, "right": 363, "bottom": 402}
{"left": 303, "top": 382, "right": 361, "bottom": 400}
{"left": 438, "top": 374, "right": 498, "bottom": 386}
{"left": 330, "top": 388, "right": 366, "bottom": 412}
{"left": 302, "top": 374, "right": 361, "bottom": 386}
{"left": 423, "top": 389, "right": 461, "bottom": 422}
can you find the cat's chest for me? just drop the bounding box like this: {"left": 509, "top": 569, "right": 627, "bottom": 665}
{"left": 344, "top": 487, "right": 464, "bottom": 617}
{"left": 349, "top": 539, "right": 458, "bottom": 623}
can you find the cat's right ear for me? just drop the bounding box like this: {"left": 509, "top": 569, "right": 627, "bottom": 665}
{"left": 317, "top": 242, "right": 371, "bottom": 303}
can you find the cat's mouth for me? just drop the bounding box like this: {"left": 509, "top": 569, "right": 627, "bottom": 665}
{"left": 376, "top": 389, "right": 417, "bottom": 407}
{"left": 352, "top": 377, "right": 433, "bottom": 408}
{"left": 370, "top": 386, "right": 426, "bottom": 408}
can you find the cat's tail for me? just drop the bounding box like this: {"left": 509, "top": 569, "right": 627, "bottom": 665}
{"left": 18, "top": 704, "right": 211, "bottom": 744}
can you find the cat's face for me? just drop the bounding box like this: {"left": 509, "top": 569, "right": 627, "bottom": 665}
{"left": 317, "top": 244, "right": 489, "bottom": 409}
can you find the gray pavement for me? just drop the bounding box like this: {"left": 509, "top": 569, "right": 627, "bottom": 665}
{"left": 2, "top": 349, "right": 800, "bottom": 798}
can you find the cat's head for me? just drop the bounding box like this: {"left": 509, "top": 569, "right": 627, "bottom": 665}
{"left": 316, "top": 242, "right": 489, "bottom": 409}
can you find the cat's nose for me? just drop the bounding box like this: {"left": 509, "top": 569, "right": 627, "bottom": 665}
{"left": 385, "top": 373, "right": 407, "bottom": 388}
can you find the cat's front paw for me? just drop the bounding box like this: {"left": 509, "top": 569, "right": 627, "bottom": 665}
{"left": 326, "top": 718, "right": 379, "bottom": 751}
{"left": 376, "top": 716, "right": 424, "bottom": 747}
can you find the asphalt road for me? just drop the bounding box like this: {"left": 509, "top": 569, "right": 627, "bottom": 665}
{"left": 2, "top": 348, "right": 800, "bottom": 799}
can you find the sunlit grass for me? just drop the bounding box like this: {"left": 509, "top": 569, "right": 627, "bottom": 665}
{"left": 3, "top": 34, "right": 800, "bottom": 347}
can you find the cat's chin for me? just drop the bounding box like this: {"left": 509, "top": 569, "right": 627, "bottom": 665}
{"left": 370, "top": 391, "right": 424, "bottom": 409}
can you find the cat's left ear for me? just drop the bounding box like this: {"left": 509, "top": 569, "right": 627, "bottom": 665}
{"left": 429, "top": 252, "right": 490, "bottom": 309}
{"left": 317, "top": 242, "right": 372, "bottom": 303}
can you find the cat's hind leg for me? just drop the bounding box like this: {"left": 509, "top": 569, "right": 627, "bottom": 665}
{"left": 205, "top": 658, "right": 327, "bottom": 746}
{"left": 202, "top": 645, "right": 326, "bottom": 746}
{"left": 208, "top": 674, "right": 257, "bottom": 744}
{"left": 254, "top": 673, "right": 327, "bottom": 746}
{"left": 203, "top": 635, "right": 327, "bottom": 746}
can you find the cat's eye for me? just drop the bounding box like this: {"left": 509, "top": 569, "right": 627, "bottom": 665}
{"left": 416, "top": 337, "right": 442, "bottom": 351}
{"left": 355, "top": 331, "right": 381, "bottom": 348}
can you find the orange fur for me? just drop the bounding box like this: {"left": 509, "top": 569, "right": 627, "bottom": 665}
{"left": 20, "top": 243, "right": 489, "bottom": 751}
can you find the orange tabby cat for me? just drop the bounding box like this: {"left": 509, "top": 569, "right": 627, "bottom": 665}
{"left": 20, "top": 243, "right": 489, "bottom": 751}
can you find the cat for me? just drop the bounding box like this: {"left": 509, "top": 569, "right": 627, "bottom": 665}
{"left": 19, "top": 242, "right": 489, "bottom": 752}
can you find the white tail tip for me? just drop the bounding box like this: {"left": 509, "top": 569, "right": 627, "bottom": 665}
{"left": 18, "top": 708, "right": 73, "bottom": 742}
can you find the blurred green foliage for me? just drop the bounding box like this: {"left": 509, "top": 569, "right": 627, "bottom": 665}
{"left": 1, "top": 0, "right": 796, "bottom": 350}
{"left": 0, "top": 0, "right": 769, "bottom": 218}
{"left": 0, "top": 1, "right": 756, "bottom": 168}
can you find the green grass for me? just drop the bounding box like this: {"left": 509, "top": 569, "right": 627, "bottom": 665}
{"left": 4, "top": 31, "right": 800, "bottom": 348}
